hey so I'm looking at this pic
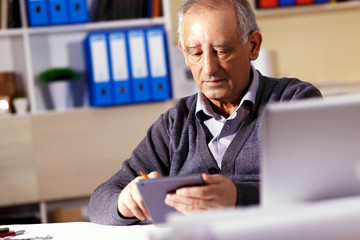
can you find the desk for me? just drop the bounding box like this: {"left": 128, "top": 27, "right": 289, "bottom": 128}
{"left": 3, "top": 222, "right": 159, "bottom": 240}
{"left": 4, "top": 197, "right": 360, "bottom": 240}
{"left": 152, "top": 196, "right": 360, "bottom": 240}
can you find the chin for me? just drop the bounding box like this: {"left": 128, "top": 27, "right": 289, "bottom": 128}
{"left": 203, "top": 92, "right": 228, "bottom": 102}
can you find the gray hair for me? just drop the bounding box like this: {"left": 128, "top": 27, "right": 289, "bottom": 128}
{"left": 177, "top": 0, "right": 259, "bottom": 44}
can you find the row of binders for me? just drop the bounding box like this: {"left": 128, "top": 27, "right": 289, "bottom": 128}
{"left": 83, "top": 26, "right": 172, "bottom": 107}
{"left": 256, "top": 0, "right": 330, "bottom": 8}
{"left": 27, "top": 0, "right": 88, "bottom": 26}
{"left": 90, "top": 0, "right": 163, "bottom": 22}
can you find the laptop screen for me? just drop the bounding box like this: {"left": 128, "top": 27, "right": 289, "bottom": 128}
{"left": 261, "top": 95, "right": 360, "bottom": 207}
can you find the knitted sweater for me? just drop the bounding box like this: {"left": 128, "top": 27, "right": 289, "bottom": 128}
{"left": 88, "top": 73, "right": 322, "bottom": 225}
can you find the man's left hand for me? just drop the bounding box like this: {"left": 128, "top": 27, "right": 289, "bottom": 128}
{"left": 164, "top": 174, "right": 237, "bottom": 214}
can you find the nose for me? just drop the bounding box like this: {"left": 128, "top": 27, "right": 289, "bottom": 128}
{"left": 203, "top": 51, "right": 219, "bottom": 77}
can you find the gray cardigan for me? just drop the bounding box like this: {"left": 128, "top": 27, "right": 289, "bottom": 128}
{"left": 88, "top": 73, "right": 322, "bottom": 225}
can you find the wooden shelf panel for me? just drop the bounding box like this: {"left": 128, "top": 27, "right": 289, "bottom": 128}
{"left": 0, "top": 101, "right": 176, "bottom": 206}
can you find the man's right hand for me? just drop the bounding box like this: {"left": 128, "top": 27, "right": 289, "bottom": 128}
{"left": 117, "top": 171, "right": 162, "bottom": 220}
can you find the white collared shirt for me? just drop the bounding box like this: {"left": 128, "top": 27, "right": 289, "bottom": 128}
{"left": 195, "top": 66, "right": 259, "bottom": 168}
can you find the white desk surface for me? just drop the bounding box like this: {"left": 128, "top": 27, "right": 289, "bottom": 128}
{"left": 3, "top": 222, "right": 163, "bottom": 240}
{"left": 5, "top": 197, "right": 360, "bottom": 240}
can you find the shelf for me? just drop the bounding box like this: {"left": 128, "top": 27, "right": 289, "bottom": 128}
{"left": 0, "top": 0, "right": 172, "bottom": 114}
{"left": 254, "top": 1, "right": 360, "bottom": 17}
{"left": 27, "top": 17, "right": 166, "bottom": 35}
{"left": 0, "top": 18, "right": 165, "bottom": 38}
{"left": 0, "top": 28, "right": 24, "bottom": 38}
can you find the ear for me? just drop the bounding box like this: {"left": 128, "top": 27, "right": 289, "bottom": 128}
{"left": 248, "top": 31, "right": 263, "bottom": 61}
{"left": 178, "top": 40, "right": 189, "bottom": 66}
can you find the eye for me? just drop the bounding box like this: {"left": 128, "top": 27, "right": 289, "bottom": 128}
{"left": 215, "top": 48, "right": 232, "bottom": 59}
{"left": 190, "top": 51, "right": 202, "bottom": 57}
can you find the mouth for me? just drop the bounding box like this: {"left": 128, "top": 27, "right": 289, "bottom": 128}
{"left": 204, "top": 79, "right": 224, "bottom": 87}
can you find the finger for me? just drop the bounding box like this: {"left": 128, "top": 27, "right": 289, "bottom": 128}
{"left": 118, "top": 201, "right": 133, "bottom": 218}
{"left": 118, "top": 180, "right": 150, "bottom": 220}
{"left": 128, "top": 192, "right": 148, "bottom": 220}
{"left": 148, "top": 171, "right": 162, "bottom": 178}
{"left": 131, "top": 180, "right": 150, "bottom": 219}
{"left": 165, "top": 193, "right": 209, "bottom": 214}
{"left": 202, "top": 173, "right": 223, "bottom": 184}
{"left": 176, "top": 175, "right": 237, "bottom": 207}
{"left": 203, "top": 174, "right": 237, "bottom": 207}
{"left": 176, "top": 184, "right": 216, "bottom": 200}
{"left": 118, "top": 186, "right": 142, "bottom": 219}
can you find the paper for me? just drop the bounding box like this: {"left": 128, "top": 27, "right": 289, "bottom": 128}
{"left": 6, "top": 222, "right": 157, "bottom": 240}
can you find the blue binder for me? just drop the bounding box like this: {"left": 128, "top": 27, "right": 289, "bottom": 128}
{"left": 27, "top": 0, "right": 49, "bottom": 26}
{"left": 278, "top": 0, "right": 295, "bottom": 6}
{"left": 146, "top": 27, "right": 172, "bottom": 101}
{"left": 84, "top": 33, "right": 113, "bottom": 106}
{"left": 314, "top": 0, "right": 330, "bottom": 3}
{"left": 67, "top": 0, "right": 89, "bottom": 23}
{"left": 48, "top": 0, "right": 69, "bottom": 25}
{"left": 127, "top": 29, "right": 151, "bottom": 103}
{"left": 108, "top": 31, "right": 132, "bottom": 105}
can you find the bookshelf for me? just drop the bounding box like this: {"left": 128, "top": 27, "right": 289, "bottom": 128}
{"left": 0, "top": 0, "right": 173, "bottom": 114}
{"left": 253, "top": 0, "right": 360, "bottom": 16}
{"left": 2, "top": 0, "right": 360, "bottom": 115}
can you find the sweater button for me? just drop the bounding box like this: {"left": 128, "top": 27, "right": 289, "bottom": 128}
{"left": 208, "top": 167, "right": 219, "bottom": 174}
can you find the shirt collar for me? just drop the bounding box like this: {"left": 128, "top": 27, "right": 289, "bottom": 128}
{"left": 195, "top": 65, "right": 259, "bottom": 119}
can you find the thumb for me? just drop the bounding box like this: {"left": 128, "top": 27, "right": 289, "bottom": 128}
{"left": 202, "top": 173, "right": 222, "bottom": 185}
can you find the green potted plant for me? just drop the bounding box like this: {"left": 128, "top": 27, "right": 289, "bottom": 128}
{"left": 38, "top": 68, "right": 78, "bottom": 111}
{"left": 38, "top": 68, "right": 77, "bottom": 84}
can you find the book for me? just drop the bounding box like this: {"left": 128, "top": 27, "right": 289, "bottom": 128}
{"left": 1, "top": 0, "right": 8, "bottom": 29}
{"left": 91, "top": 0, "right": 112, "bottom": 22}
{"left": 7, "top": 0, "right": 21, "bottom": 28}
{"left": 152, "top": 0, "right": 161, "bottom": 17}
{"left": 0, "top": 72, "right": 16, "bottom": 97}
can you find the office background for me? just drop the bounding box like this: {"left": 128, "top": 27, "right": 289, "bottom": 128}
{"left": 1, "top": 0, "right": 360, "bottom": 224}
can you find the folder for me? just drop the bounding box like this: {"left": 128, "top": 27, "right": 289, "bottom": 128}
{"left": 67, "top": 0, "right": 89, "bottom": 23}
{"left": 279, "top": 0, "right": 295, "bottom": 6}
{"left": 296, "top": 0, "right": 313, "bottom": 4}
{"left": 27, "top": 0, "right": 49, "bottom": 26}
{"left": 84, "top": 33, "right": 113, "bottom": 106}
{"left": 127, "top": 29, "right": 151, "bottom": 103}
{"left": 257, "top": 0, "right": 278, "bottom": 8}
{"left": 108, "top": 31, "right": 132, "bottom": 104}
{"left": 48, "top": 0, "right": 69, "bottom": 25}
{"left": 146, "top": 27, "right": 171, "bottom": 101}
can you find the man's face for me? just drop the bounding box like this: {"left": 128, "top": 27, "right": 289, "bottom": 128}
{"left": 179, "top": 4, "right": 258, "bottom": 105}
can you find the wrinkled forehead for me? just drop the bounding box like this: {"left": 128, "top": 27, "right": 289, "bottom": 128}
{"left": 181, "top": 2, "right": 240, "bottom": 40}
{"left": 184, "top": 0, "right": 235, "bottom": 16}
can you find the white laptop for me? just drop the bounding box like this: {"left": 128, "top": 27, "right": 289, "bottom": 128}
{"left": 261, "top": 94, "right": 360, "bottom": 207}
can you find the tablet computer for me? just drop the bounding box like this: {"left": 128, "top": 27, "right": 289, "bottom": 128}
{"left": 136, "top": 174, "right": 204, "bottom": 225}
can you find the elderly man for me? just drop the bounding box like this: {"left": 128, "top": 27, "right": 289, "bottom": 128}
{"left": 88, "top": 0, "right": 322, "bottom": 225}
